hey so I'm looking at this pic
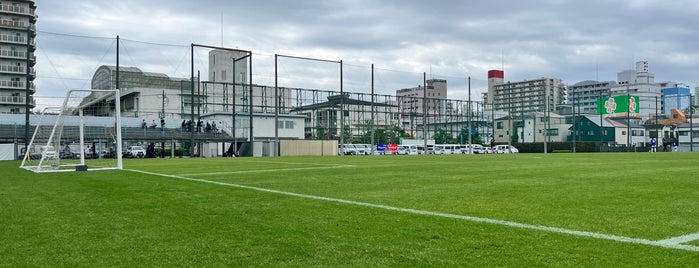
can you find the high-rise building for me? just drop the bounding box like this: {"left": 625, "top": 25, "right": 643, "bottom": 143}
{"left": 395, "top": 79, "right": 447, "bottom": 115}
{"left": 566, "top": 80, "right": 615, "bottom": 114}
{"left": 610, "top": 60, "right": 661, "bottom": 119}
{"left": 0, "top": 0, "right": 36, "bottom": 114}
{"left": 493, "top": 78, "right": 565, "bottom": 115}
{"left": 396, "top": 79, "right": 447, "bottom": 136}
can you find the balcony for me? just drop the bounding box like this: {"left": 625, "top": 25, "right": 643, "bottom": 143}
{"left": 0, "top": 4, "right": 36, "bottom": 17}
{"left": 0, "top": 65, "right": 25, "bottom": 74}
{"left": 0, "top": 34, "right": 22, "bottom": 44}
{"left": 0, "top": 49, "right": 26, "bottom": 60}
{"left": 0, "top": 80, "right": 22, "bottom": 89}
{"left": 0, "top": 95, "right": 34, "bottom": 106}
{"left": 0, "top": 20, "right": 35, "bottom": 31}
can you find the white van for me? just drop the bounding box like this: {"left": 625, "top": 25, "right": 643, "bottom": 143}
{"left": 434, "top": 144, "right": 460, "bottom": 154}
{"left": 494, "top": 145, "right": 519, "bottom": 153}
{"left": 460, "top": 144, "right": 484, "bottom": 154}
{"left": 398, "top": 144, "right": 418, "bottom": 155}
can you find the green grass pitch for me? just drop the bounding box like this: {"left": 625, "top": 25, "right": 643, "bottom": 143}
{"left": 1, "top": 153, "right": 698, "bottom": 267}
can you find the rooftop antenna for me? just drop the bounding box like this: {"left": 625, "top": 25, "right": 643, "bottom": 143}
{"left": 220, "top": 12, "right": 224, "bottom": 47}
{"left": 501, "top": 50, "right": 505, "bottom": 72}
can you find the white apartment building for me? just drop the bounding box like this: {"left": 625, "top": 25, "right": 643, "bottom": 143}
{"left": 0, "top": 0, "right": 36, "bottom": 114}
{"left": 609, "top": 61, "right": 662, "bottom": 120}
{"left": 493, "top": 77, "right": 566, "bottom": 115}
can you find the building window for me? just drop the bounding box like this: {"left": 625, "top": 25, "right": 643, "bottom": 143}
{"left": 285, "top": 121, "right": 294, "bottom": 129}
{"left": 497, "top": 122, "right": 503, "bottom": 129}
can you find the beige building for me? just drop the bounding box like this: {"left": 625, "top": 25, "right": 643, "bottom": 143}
{"left": 493, "top": 112, "right": 570, "bottom": 143}
{"left": 396, "top": 79, "right": 447, "bottom": 136}
{"left": 0, "top": 0, "right": 36, "bottom": 114}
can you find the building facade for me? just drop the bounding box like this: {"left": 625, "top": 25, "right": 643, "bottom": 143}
{"left": 486, "top": 70, "right": 503, "bottom": 105}
{"left": 493, "top": 77, "right": 566, "bottom": 115}
{"left": 89, "top": 65, "right": 189, "bottom": 119}
{"left": 566, "top": 80, "right": 614, "bottom": 114}
{"left": 0, "top": 0, "right": 36, "bottom": 114}
{"left": 662, "top": 86, "right": 691, "bottom": 117}
{"left": 609, "top": 61, "right": 663, "bottom": 120}
{"left": 396, "top": 79, "right": 447, "bottom": 136}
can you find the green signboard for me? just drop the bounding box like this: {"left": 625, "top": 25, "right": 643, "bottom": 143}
{"left": 597, "top": 95, "right": 639, "bottom": 115}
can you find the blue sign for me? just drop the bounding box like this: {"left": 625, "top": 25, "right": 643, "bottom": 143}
{"left": 376, "top": 144, "right": 387, "bottom": 152}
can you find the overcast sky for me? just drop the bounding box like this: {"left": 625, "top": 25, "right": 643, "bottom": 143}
{"left": 34, "top": 0, "right": 699, "bottom": 108}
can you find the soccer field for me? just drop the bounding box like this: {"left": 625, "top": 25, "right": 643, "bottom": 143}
{"left": 1, "top": 153, "right": 698, "bottom": 266}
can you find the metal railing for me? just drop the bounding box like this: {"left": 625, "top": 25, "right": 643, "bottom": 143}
{"left": 0, "top": 4, "right": 35, "bottom": 16}
{"left": 0, "top": 95, "right": 34, "bottom": 105}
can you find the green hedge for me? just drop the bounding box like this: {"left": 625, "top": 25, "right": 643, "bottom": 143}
{"left": 494, "top": 142, "right": 599, "bottom": 153}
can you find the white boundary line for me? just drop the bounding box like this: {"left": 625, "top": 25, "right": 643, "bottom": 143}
{"left": 177, "top": 165, "right": 355, "bottom": 177}
{"left": 127, "top": 169, "right": 699, "bottom": 253}
{"left": 658, "top": 232, "right": 699, "bottom": 245}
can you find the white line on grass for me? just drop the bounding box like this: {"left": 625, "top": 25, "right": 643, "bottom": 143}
{"left": 127, "top": 169, "right": 699, "bottom": 253}
{"left": 177, "top": 165, "right": 355, "bottom": 177}
{"left": 658, "top": 232, "right": 699, "bottom": 245}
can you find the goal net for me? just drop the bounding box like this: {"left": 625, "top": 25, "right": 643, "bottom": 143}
{"left": 21, "top": 89, "right": 122, "bottom": 172}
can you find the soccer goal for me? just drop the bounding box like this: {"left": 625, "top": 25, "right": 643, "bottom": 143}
{"left": 21, "top": 89, "right": 122, "bottom": 172}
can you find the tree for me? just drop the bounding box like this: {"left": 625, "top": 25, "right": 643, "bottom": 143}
{"left": 342, "top": 124, "right": 353, "bottom": 143}
{"left": 432, "top": 128, "right": 452, "bottom": 144}
{"left": 314, "top": 124, "right": 327, "bottom": 140}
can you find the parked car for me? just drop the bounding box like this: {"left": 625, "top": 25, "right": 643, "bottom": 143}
{"left": 126, "top": 145, "right": 146, "bottom": 158}
{"left": 460, "top": 144, "right": 484, "bottom": 154}
{"left": 339, "top": 144, "right": 358, "bottom": 155}
{"left": 354, "top": 144, "right": 371, "bottom": 155}
{"left": 494, "top": 145, "right": 519, "bottom": 154}
{"left": 41, "top": 146, "right": 57, "bottom": 159}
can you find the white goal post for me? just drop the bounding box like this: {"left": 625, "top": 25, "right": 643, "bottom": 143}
{"left": 20, "top": 89, "right": 122, "bottom": 172}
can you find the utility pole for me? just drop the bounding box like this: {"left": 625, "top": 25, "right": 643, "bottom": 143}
{"left": 468, "top": 76, "right": 472, "bottom": 153}
{"left": 24, "top": 27, "right": 32, "bottom": 150}
{"left": 627, "top": 85, "right": 631, "bottom": 152}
